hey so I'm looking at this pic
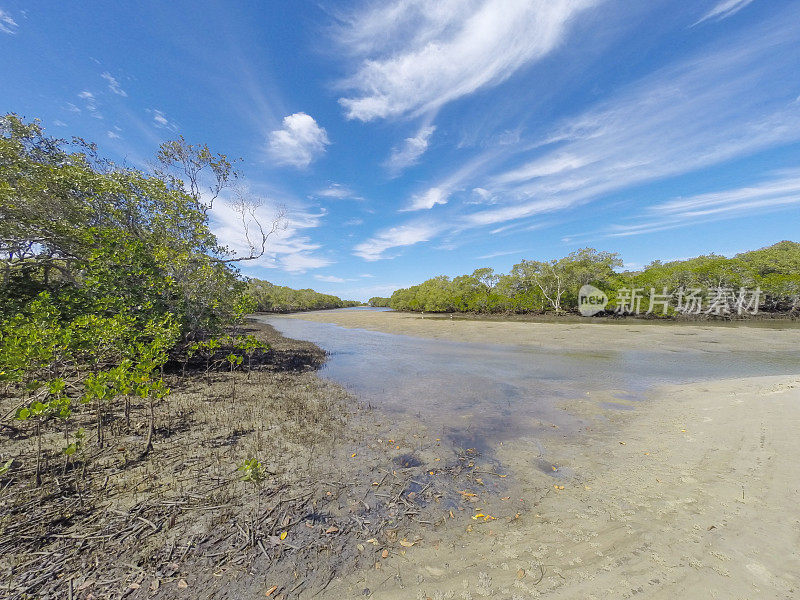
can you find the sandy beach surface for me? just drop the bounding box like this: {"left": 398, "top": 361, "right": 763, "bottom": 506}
{"left": 284, "top": 309, "right": 800, "bottom": 353}
{"left": 321, "top": 375, "right": 800, "bottom": 600}
{"left": 291, "top": 311, "right": 800, "bottom": 599}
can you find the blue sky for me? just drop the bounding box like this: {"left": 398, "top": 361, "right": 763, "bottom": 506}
{"left": 1, "top": 0, "right": 799, "bottom": 300}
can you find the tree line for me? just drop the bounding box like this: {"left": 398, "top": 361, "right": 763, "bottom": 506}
{"left": 367, "top": 297, "right": 391, "bottom": 307}
{"left": 247, "top": 279, "right": 361, "bottom": 312}
{"left": 387, "top": 243, "right": 800, "bottom": 316}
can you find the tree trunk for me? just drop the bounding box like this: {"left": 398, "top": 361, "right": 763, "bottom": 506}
{"left": 141, "top": 400, "right": 154, "bottom": 458}
{"left": 96, "top": 401, "right": 103, "bottom": 448}
{"left": 35, "top": 421, "right": 42, "bottom": 486}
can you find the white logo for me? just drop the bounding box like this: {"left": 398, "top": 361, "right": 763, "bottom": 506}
{"left": 578, "top": 284, "right": 608, "bottom": 316}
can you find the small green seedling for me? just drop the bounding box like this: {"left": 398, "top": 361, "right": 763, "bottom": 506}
{"left": 238, "top": 458, "right": 267, "bottom": 485}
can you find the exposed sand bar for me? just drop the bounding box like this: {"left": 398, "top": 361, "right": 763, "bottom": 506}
{"left": 288, "top": 310, "right": 800, "bottom": 598}
{"left": 328, "top": 374, "right": 800, "bottom": 599}
{"left": 285, "top": 309, "right": 800, "bottom": 353}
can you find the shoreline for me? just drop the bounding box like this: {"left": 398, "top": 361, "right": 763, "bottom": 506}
{"left": 327, "top": 373, "right": 800, "bottom": 599}
{"left": 0, "top": 321, "right": 481, "bottom": 599}
{"left": 268, "top": 309, "right": 800, "bottom": 598}
{"left": 6, "top": 313, "right": 798, "bottom": 598}
{"left": 282, "top": 308, "right": 800, "bottom": 353}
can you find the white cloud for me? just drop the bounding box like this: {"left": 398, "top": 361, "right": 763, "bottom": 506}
{"left": 280, "top": 253, "right": 333, "bottom": 273}
{"left": 146, "top": 108, "right": 178, "bottom": 131}
{"left": 574, "top": 169, "right": 800, "bottom": 240}
{"left": 101, "top": 72, "right": 127, "bottom": 97}
{"left": 650, "top": 172, "right": 800, "bottom": 217}
{"left": 463, "top": 14, "right": 800, "bottom": 228}
{"left": 53, "top": 120, "right": 67, "bottom": 127}
{"left": 477, "top": 249, "right": 524, "bottom": 259}
{"left": 267, "top": 112, "right": 329, "bottom": 168}
{"left": 353, "top": 221, "right": 440, "bottom": 261}
{"left": 384, "top": 125, "right": 436, "bottom": 176}
{"left": 464, "top": 198, "right": 573, "bottom": 227}
{"left": 336, "top": 0, "right": 598, "bottom": 121}
{"left": 315, "top": 183, "right": 362, "bottom": 200}
{"left": 402, "top": 150, "right": 500, "bottom": 212}
{"left": 106, "top": 130, "right": 121, "bottom": 139}
{"left": 77, "top": 91, "right": 102, "bottom": 119}
{"left": 465, "top": 187, "right": 498, "bottom": 205}
{"left": 404, "top": 186, "right": 449, "bottom": 212}
{"left": 344, "top": 217, "right": 364, "bottom": 226}
{"left": 0, "top": 9, "right": 18, "bottom": 34}
{"left": 493, "top": 154, "right": 591, "bottom": 185}
{"left": 315, "top": 274, "right": 355, "bottom": 283}
{"left": 694, "top": 0, "right": 755, "bottom": 26}
{"left": 151, "top": 109, "right": 168, "bottom": 126}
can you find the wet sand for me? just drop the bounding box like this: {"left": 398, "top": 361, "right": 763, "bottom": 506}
{"left": 291, "top": 311, "right": 800, "bottom": 599}
{"left": 325, "top": 375, "right": 800, "bottom": 599}
{"left": 284, "top": 309, "right": 800, "bottom": 353}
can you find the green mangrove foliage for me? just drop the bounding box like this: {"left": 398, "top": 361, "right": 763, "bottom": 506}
{"left": 388, "top": 243, "right": 800, "bottom": 315}
{"left": 247, "top": 279, "right": 360, "bottom": 312}
{"left": 367, "top": 297, "right": 391, "bottom": 307}
{"left": 0, "top": 114, "right": 267, "bottom": 480}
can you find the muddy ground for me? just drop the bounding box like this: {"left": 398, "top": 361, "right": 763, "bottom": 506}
{"left": 0, "top": 320, "right": 515, "bottom": 599}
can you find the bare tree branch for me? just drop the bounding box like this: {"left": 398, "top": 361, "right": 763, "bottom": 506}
{"left": 220, "top": 188, "right": 287, "bottom": 264}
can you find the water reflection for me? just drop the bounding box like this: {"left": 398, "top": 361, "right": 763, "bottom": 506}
{"left": 260, "top": 315, "right": 800, "bottom": 451}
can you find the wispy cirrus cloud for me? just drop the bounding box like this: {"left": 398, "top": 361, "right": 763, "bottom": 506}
{"left": 404, "top": 187, "right": 448, "bottom": 212}
{"left": 384, "top": 125, "right": 436, "bottom": 176}
{"left": 650, "top": 170, "right": 800, "bottom": 218}
{"left": 0, "top": 8, "right": 17, "bottom": 34}
{"left": 460, "top": 11, "right": 800, "bottom": 228}
{"left": 314, "top": 274, "right": 359, "bottom": 283}
{"left": 267, "top": 112, "right": 329, "bottom": 168}
{"left": 336, "top": 0, "right": 600, "bottom": 121}
{"left": 401, "top": 149, "right": 501, "bottom": 212}
{"left": 147, "top": 108, "right": 177, "bottom": 131}
{"left": 602, "top": 169, "right": 800, "bottom": 238}
{"left": 356, "top": 7, "right": 800, "bottom": 257}
{"left": 77, "top": 91, "right": 102, "bottom": 119}
{"left": 100, "top": 72, "right": 127, "bottom": 97}
{"left": 477, "top": 249, "right": 524, "bottom": 259}
{"left": 314, "top": 183, "right": 363, "bottom": 201}
{"left": 693, "top": 0, "right": 756, "bottom": 26}
{"left": 353, "top": 221, "right": 441, "bottom": 261}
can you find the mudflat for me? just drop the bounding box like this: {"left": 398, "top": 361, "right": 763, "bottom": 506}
{"left": 285, "top": 309, "right": 800, "bottom": 353}
{"left": 326, "top": 374, "right": 800, "bottom": 599}
{"left": 279, "top": 311, "right": 800, "bottom": 599}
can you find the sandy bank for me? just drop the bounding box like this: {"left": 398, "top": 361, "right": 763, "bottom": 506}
{"left": 326, "top": 373, "right": 800, "bottom": 599}
{"left": 285, "top": 309, "right": 800, "bottom": 353}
